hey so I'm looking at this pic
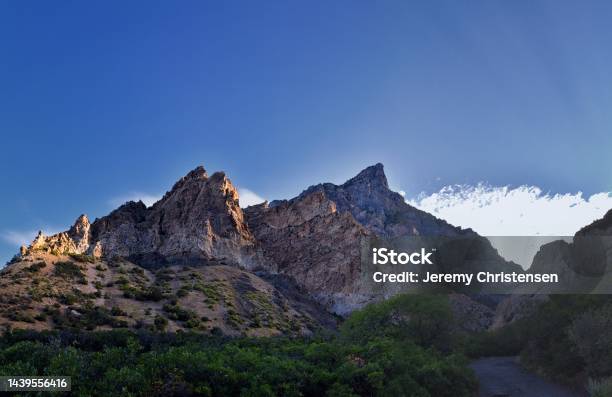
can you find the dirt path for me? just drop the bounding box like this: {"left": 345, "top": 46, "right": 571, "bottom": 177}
{"left": 470, "top": 357, "right": 588, "bottom": 397}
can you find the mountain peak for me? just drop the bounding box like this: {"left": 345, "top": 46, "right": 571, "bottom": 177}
{"left": 167, "top": 165, "right": 209, "bottom": 195}
{"left": 180, "top": 165, "right": 208, "bottom": 183}
{"left": 344, "top": 163, "right": 388, "bottom": 189}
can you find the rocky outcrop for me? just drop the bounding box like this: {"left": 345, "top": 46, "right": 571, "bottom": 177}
{"left": 26, "top": 215, "right": 92, "bottom": 256}
{"left": 90, "top": 167, "right": 256, "bottom": 268}
{"left": 24, "top": 167, "right": 257, "bottom": 269}
{"left": 449, "top": 293, "right": 495, "bottom": 332}
{"left": 491, "top": 294, "right": 548, "bottom": 329}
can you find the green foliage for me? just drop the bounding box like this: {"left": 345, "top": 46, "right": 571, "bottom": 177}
{"left": 4, "top": 312, "right": 35, "bottom": 323}
{"left": 517, "top": 295, "right": 611, "bottom": 382}
{"left": 0, "top": 294, "right": 478, "bottom": 396}
{"left": 467, "top": 295, "right": 612, "bottom": 385}
{"left": 54, "top": 261, "right": 86, "bottom": 284}
{"left": 69, "top": 253, "right": 96, "bottom": 263}
{"left": 154, "top": 315, "right": 168, "bottom": 331}
{"left": 340, "top": 294, "right": 455, "bottom": 352}
{"left": 136, "top": 286, "right": 165, "bottom": 302}
{"left": 163, "top": 303, "right": 197, "bottom": 323}
{"left": 0, "top": 327, "right": 475, "bottom": 397}
{"left": 463, "top": 320, "right": 526, "bottom": 358}
{"left": 568, "top": 304, "right": 612, "bottom": 378}
{"left": 25, "top": 261, "right": 47, "bottom": 273}
{"left": 118, "top": 277, "right": 165, "bottom": 301}
{"left": 588, "top": 377, "right": 612, "bottom": 397}
{"left": 47, "top": 302, "right": 128, "bottom": 330}
{"left": 111, "top": 306, "right": 127, "bottom": 317}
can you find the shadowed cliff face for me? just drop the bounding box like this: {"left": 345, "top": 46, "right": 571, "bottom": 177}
{"left": 245, "top": 164, "right": 518, "bottom": 313}
{"left": 245, "top": 193, "right": 370, "bottom": 314}
{"left": 493, "top": 210, "right": 612, "bottom": 329}
{"left": 528, "top": 209, "right": 612, "bottom": 284}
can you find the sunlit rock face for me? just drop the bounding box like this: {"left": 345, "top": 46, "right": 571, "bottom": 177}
{"left": 26, "top": 215, "right": 92, "bottom": 256}
{"left": 90, "top": 167, "right": 257, "bottom": 268}
{"left": 24, "top": 166, "right": 257, "bottom": 269}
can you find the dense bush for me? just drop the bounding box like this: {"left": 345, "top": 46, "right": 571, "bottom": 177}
{"left": 54, "top": 261, "right": 86, "bottom": 284}
{"left": 467, "top": 295, "right": 612, "bottom": 386}
{"left": 25, "top": 262, "right": 46, "bottom": 273}
{"left": 568, "top": 304, "right": 612, "bottom": 378}
{"left": 463, "top": 320, "right": 526, "bottom": 358}
{"left": 0, "top": 295, "right": 477, "bottom": 396}
{"left": 69, "top": 254, "right": 96, "bottom": 264}
{"left": 340, "top": 294, "right": 456, "bottom": 352}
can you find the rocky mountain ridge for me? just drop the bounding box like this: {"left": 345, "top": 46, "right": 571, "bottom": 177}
{"left": 21, "top": 163, "right": 512, "bottom": 314}
{"left": 4, "top": 163, "right": 531, "bottom": 333}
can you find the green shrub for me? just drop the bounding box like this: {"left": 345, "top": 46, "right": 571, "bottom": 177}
{"left": 0, "top": 294, "right": 482, "bottom": 397}
{"left": 464, "top": 321, "right": 526, "bottom": 358}
{"left": 153, "top": 315, "right": 168, "bottom": 331}
{"left": 588, "top": 377, "right": 612, "bottom": 397}
{"left": 340, "top": 294, "right": 455, "bottom": 352}
{"left": 111, "top": 306, "right": 127, "bottom": 317}
{"left": 184, "top": 318, "right": 200, "bottom": 329}
{"left": 568, "top": 304, "right": 612, "bottom": 378}
{"left": 54, "top": 261, "right": 86, "bottom": 283}
{"left": 163, "top": 304, "right": 196, "bottom": 322}
{"left": 58, "top": 293, "right": 78, "bottom": 305}
{"left": 0, "top": 327, "right": 476, "bottom": 397}
{"left": 25, "top": 262, "right": 47, "bottom": 273}
{"left": 69, "top": 253, "right": 96, "bottom": 263}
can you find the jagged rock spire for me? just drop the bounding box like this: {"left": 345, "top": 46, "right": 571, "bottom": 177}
{"left": 343, "top": 163, "right": 388, "bottom": 189}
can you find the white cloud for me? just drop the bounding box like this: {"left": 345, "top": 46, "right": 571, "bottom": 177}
{"left": 407, "top": 184, "right": 612, "bottom": 236}
{"left": 407, "top": 184, "right": 612, "bottom": 268}
{"left": 109, "top": 192, "right": 161, "bottom": 208}
{"left": 238, "top": 188, "right": 266, "bottom": 208}
{"left": 1, "top": 228, "right": 61, "bottom": 247}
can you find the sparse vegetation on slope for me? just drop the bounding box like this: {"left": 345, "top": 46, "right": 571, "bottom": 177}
{"left": 0, "top": 254, "right": 334, "bottom": 337}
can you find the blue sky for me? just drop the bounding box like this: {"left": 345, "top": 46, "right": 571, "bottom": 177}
{"left": 2, "top": 1, "right": 612, "bottom": 262}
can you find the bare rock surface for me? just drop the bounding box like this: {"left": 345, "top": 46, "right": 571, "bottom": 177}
{"left": 24, "top": 166, "right": 257, "bottom": 269}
